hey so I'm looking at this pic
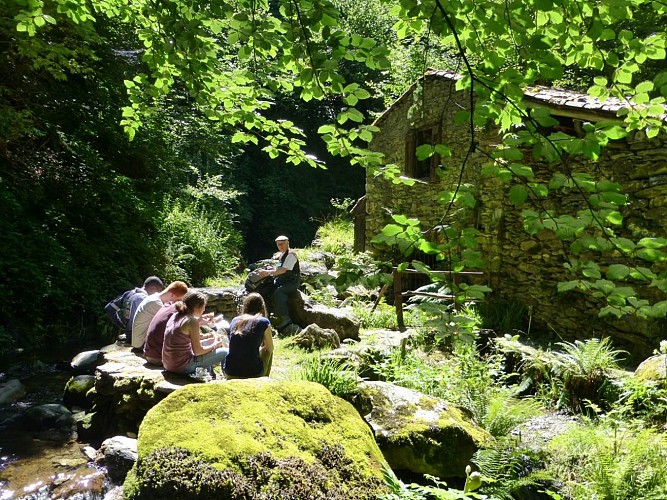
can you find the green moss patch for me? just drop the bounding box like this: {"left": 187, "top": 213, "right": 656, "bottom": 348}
{"left": 133, "top": 379, "right": 388, "bottom": 498}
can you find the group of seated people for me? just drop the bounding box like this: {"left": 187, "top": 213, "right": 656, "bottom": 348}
{"left": 105, "top": 235, "right": 300, "bottom": 380}
{"left": 106, "top": 278, "right": 273, "bottom": 379}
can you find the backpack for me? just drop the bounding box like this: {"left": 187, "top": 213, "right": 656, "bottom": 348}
{"left": 244, "top": 270, "right": 275, "bottom": 298}
{"left": 104, "top": 288, "right": 142, "bottom": 329}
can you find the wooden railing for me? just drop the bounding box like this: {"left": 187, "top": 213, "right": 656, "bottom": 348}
{"left": 392, "top": 267, "right": 485, "bottom": 331}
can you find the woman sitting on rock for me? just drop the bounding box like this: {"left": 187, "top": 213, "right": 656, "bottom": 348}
{"left": 224, "top": 292, "right": 274, "bottom": 379}
{"left": 162, "top": 290, "right": 228, "bottom": 377}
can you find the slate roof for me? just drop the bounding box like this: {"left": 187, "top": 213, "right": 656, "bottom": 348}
{"left": 373, "top": 68, "right": 665, "bottom": 126}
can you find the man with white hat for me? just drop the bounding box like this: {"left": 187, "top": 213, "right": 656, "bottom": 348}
{"left": 258, "top": 235, "right": 300, "bottom": 332}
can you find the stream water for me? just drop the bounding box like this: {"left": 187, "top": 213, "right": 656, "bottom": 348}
{"left": 0, "top": 352, "right": 111, "bottom": 500}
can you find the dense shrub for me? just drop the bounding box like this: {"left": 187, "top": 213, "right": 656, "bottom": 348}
{"left": 157, "top": 198, "right": 242, "bottom": 285}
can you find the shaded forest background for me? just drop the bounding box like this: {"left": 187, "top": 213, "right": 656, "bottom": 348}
{"left": 0, "top": 0, "right": 437, "bottom": 355}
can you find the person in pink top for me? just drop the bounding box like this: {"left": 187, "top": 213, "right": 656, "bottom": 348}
{"left": 143, "top": 303, "right": 177, "bottom": 366}
{"left": 162, "top": 291, "right": 228, "bottom": 376}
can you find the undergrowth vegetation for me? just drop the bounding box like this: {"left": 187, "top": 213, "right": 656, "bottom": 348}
{"left": 287, "top": 221, "right": 667, "bottom": 499}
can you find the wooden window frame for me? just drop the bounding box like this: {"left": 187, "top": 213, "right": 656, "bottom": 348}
{"left": 405, "top": 125, "right": 441, "bottom": 181}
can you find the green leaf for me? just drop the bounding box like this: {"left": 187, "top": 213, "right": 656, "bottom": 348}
{"left": 629, "top": 267, "right": 655, "bottom": 280}
{"left": 456, "top": 191, "right": 476, "bottom": 208}
{"left": 381, "top": 224, "right": 403, "bottom": 237}
{"left": 649, "top": 301, "right": 667, "bottom": 318}
{"left": 509, "top": 185, "right": 528, "bottom": 205}
{"left": 600, "top": 125, "right": 627, "bottom": 140}
{"left": 636, "top": 81, "right": 654, "bottom": 93}
{"left": 498, "top": 148, "right": 523, "bottom": 161}
{"left": 317, "top": 124, "right": 335, "bottom": 134}
{"left": 583, "top": 263, "right": 602, "bottom": 279}
{"left": 606, "top": 264, "right": 630, "bottom": 280}
{"left": 637, "top": 238, "right": 667, "bottom": 249}
{"left": 599, "top": 192, "right": 627, "bottom": 206}
{"left": 637, "top": 248, "right": 667, "bottom": 262}
{"left": 347, "top": 108, "right": 364, "bottom": 123}
{"left": 612, "top": 237, "right": 635, "bottom": 253}
{"left": 593, "top": 279, "right": 615, "bottom": 294}
{"left": 434, "top": 144, "right": 451, "bottom": 157}
{"left": 411, "top": 260, "right": 431, "bottom": 274}
{"left": 416, "top": 144, "right": 433, "bottom": 161}
{"left": 558, "top": 281, "right": 579, "bottom": 292}
{"left": 510, "top": 164, "right": 534, "bottom": 178}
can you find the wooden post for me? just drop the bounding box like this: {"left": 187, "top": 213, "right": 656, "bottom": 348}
{"left": 393, "top": 269, "right": 405, "bottom": 331}
{"left": 372, "top": 284, "right": 388, "bottom": 312}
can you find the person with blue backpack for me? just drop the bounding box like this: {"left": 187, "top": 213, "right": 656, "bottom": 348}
{"left": 104, "top": 276, "right": 164, "bottom": 343}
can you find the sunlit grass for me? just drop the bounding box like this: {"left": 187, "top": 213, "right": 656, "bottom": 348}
{"left": 313, "top": 218, "right": 353, "bottom": 255}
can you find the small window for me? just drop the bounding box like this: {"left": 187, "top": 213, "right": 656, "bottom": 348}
{"left": 405, "top": 126, "right": 441, "bottom": 180}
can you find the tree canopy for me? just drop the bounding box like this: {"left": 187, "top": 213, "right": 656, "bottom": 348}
{"left": 5, "top": 0, "right": 667, "bottom": 352}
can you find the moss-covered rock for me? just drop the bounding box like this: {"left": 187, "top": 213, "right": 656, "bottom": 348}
{"left": 126, "top": 379, "right": 389, "bottom": 499}
{"left": 63, "top": 375, "right": 96, "bottom": 409}
{"left": 635, "top": 354, "right": 667, "bottom": 381}
{"left": 356, "top": 381, "right": 493, "bottom": 479}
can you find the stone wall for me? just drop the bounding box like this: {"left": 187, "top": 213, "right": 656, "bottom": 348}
{"left": 197, "top": 286, "right": 245, "bottom": 319}
{"left": 367, "top": 75, "right": 667, "bottom": 357}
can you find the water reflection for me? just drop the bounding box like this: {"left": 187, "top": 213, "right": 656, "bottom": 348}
{"left": 0, "top": 357, "right": 111, "bottom": 499}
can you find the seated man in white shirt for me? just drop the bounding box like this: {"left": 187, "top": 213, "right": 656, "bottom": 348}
{"left": 131, "top": 281, "right": 188, "bottom": 349}
{"left": 258, "top": 235, "right": 300, "bottom": 332}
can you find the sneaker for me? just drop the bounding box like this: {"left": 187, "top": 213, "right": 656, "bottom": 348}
{"left": 191, "top": 367, "right": 212, "bottom": 382}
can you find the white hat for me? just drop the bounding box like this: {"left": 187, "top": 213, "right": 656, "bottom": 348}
{"left": 275, "top": 235, "right": 289, "bottom": 242}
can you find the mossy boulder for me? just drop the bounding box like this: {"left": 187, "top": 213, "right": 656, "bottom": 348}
{"left": 124, "top": 379, "right": 389, "bottom": 499}
{"left": 63, "top": 375, "right": 96, "bottom": 409}
{"left": 634, "top": 354, "right": 667, "bottom": 381}
{"left": 356, "top": 381, "right": 493, "bottom": 479}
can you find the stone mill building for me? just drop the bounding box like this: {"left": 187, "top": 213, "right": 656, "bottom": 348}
{"left": 358, "top": 69, "right": 667, "bottom": 357}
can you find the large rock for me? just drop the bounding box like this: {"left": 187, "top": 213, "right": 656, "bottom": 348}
{"left": 286, "top": 323, "right": 340, "bottom": 350}
{"left": 0, "top": 379, "right": 25, "bottom": 404}
{"left": 124, "top": 379, "right": 389, "bottom": 499}
{"left": 96, "top": 435, "right": 138, "bottom": 484}
{"left": 71, "top": 350, "right": 102, "bottom": 374}
{"left": 78, "top": 343, "right": 201, "bottom": 440}
{"left": 289, "top": 292, "right": 360, "bottom": 341}
{"left": 355, "top": 381, "right": 492, "bottom": 479}
{"left": 634, "top": 353, "right": 667, "bottom": 381}
{"left": 64, "top": 374, "right": 96, "bottom": 409}
{"left": 24, "top": 403, "right": 74, "bottom": 431}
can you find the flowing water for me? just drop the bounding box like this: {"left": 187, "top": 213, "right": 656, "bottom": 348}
{"left": 0, "top": 354, "right": 111, "bottom": 499}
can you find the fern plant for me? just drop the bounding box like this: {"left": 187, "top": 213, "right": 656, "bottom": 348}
{"left": 351, "top": 300, "right": 401, "bottom": 330}
{"left": 473, "top": 441, "right": 554, "bottom": 500}
{"left": 381, "top": 463, "right": 487, "bottom": 499}
{"left": 553, "top": 337, "right": 627, "bottom": 412}
{"left": 546, "top": 421, "right": 667, "bottom": 499}
{"left": 294, "top": 355, "right": 360, "bottom": 398}
{"left": 471, "top": 389, "right": 544, "bottom": 438}
{"left": 613, "top": 376, "right": 667, "bottom": 426}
